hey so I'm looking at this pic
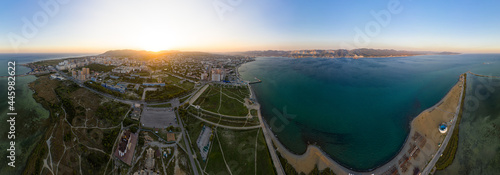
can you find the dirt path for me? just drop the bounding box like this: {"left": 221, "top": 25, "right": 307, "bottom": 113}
{"left": 254, "top": 129, "right": 260, "bottom": 175}
{"left": 215, "top": 131, "right": 233, "bottom": 175}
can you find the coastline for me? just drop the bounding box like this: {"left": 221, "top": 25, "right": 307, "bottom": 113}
{"left": 245, "top": 53, "right": 461, "bottom": 60}
{"left": 242, "top": 61, "right": 466, "bottom": 175}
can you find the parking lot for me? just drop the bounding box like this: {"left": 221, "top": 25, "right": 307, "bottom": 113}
{"left": 140, "top": 107, "right": 178, "bottom": 129}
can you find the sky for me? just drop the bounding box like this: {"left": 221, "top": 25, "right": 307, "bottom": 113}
{"left": 0, "top": 0, "right": 499, "bottom": 53}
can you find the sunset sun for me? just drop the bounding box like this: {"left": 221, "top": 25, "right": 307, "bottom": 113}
{"left": 139, "top": 27, "right": 176, "bottom": 52}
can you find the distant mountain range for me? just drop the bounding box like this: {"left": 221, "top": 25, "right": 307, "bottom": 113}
{"left": 99, "top": 49, "right": 460, "bottom": 59}
{"left": 229, "top": 49, "right": 460, "bottom": 58}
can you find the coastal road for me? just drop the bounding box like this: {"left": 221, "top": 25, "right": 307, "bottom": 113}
{"left": 256, "top": 105, "right": 286, "bottom": 175}
{"left": 246, "top": 83, "right": 285, "bottom": 175}
{"left": 421, "top": 77, "right": 465, "bottom": 175}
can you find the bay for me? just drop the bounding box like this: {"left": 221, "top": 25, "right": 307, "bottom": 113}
{"left": 238, "top": 54, "right": 500, "bottom": 170}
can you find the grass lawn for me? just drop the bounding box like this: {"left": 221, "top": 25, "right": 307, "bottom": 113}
{"left": 219, "top": 93, "right": 248, "bottom": 116}
{"left": 194, "top": 86, "right": 221, "bottom": 112}
{"left": 179, "top": 81, "right": 195, "bottom": 90}
{"left": 204, "top": 128, "right": 275, "bottom": 175}
{"left": 163, "top": 75, "right": 195, "bottom": 90}
{"left": 250, "top": 109, "right": 258, "bottom": 117}
{"left": 145, "top": 85, "right": 186, "bottom": 101}
{"left": 204, "top": 133, "right": 230, "bottom": 175}
{"left": 221, "top": 86, "right": 250, "bottom": 101}
{"left": 164, "top": 75, "right": 182, "bottom": 83}
{"left": 195, "top": 85, "right": 248, "bottom": 116}
{"left": 256, "top": 129, "right": 276, "bottom": 175}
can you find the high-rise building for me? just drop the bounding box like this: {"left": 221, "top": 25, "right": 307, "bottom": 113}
{"left": 201, "top": 72, "right": 208, "bottom": 81}
{"left": 83, "top": 68, "right": 90, "bottom": 75}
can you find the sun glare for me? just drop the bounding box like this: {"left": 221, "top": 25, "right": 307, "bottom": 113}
{"left": 141, "top": 38, "right": 173, "bottom": 52}
{"left": 139, "top": 26, "right": 177, "bottom": 52}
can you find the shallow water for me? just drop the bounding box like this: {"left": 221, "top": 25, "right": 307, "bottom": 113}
{"left": 0, "top": 53, "right": 87, "bottom": 174}
{"left": 436, "top": 75, "right": 500, "bottom": 175}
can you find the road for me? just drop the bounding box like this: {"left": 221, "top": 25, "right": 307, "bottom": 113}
{"left": 176, "top": 109, "right": 200, "bottom": 175}
{"left": 56, "top": 69, "right": 202, "bottom": 174}
{"left": 247, "top": 83, "right": 285, "bottom": 175}
{"left": 56, "top": 69, "right": 182, "bottom": 105}
{"left": 255, "top": 104, "right": 286, "bottom": 175}
{"left": 57, "top": 69, "right": 280, "bottom": 174}
{"left": 421, "top": 76, "right": 465, "bottom": 175}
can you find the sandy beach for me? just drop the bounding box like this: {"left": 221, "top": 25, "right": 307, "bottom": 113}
{"left": 266, "top": 75, "right": 465, "bottom": 175}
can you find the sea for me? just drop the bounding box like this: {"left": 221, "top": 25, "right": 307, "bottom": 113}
{"left": 0, "top": 53, "right": 94, "bottom": 174}
{"left": 238, "top": 54, "right": 500, "bottom": 171}
{"left": 0, "top": 53, "right": 499, "bottom": 173}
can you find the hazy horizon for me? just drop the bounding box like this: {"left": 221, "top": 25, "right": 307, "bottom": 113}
{"left": 1, "top": 0, "right": 500, "bottom": 53}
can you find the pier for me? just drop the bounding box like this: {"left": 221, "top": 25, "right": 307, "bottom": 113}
{"left": 468, "top": 71, "right": 500, "bottom": 78}
{"left": 248, "top": 77, "right": 262, "bottom": 84}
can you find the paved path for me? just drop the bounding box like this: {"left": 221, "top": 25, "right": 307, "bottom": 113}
{"left": 187, "top": 112, "right": 261, "bottom": 130}
{"left": 147, "top": 141, "right": 176, "bottom": 148}
{"left": 142, "top": 87, "right": 157, "bottom": 101}
{"left": 176, "top": 109, "right": 200, "bottom": 175}
{"left": 256, "top": 104, "right": 285, "bottom": 175}
{"left": 422, "top": 75, "right": 466, "bottom": 175}
{"left": 189, "top": 84, "right": 249, "bottom": 118}
{"left": 189, "top": 84, "right": 209, "bottom": 105}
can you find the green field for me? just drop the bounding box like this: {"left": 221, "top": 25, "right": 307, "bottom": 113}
{"left": 204, "top": 128, "right": 275, "bottom": 175}
{"left": 250, "top": 109, "right": 258, "bottom": 117}
{"left": 163, "top": 75, "right": 195, "bottom": 90}
{"left": 95, "top": 101, "right": 130, "bottom": 126}
{"left": 194, "top": 85, "right": 249, "bottom": 116}
{"left": 145, "top": 85, "right": 187, "bottom": 101}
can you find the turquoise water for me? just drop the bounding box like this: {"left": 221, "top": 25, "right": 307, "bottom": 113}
{"left": 238, "top": 54, "right": 500, "bottom": 170}
{"left": 0, "top": 53, "right": 90, "bottom": 174}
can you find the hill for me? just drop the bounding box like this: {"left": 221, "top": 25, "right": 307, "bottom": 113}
{"left": 230, "top": 49, "right": 460, "bottom": 58}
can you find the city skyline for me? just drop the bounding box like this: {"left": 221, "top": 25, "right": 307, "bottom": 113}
{"left": 1, "top": 0, "right": 500, "bottom": 53}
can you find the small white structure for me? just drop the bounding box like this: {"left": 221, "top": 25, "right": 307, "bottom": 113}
{"left": 439, "top": 123, "right": 448, "bottom": 134}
